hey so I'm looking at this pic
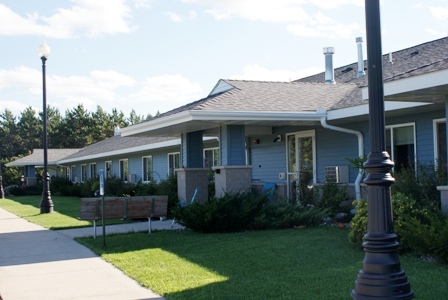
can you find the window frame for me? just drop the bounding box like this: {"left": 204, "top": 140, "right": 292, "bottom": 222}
{"left": 119, "top": 159, "right": 129, "bottom": 182}
{"left": 203, "top": 147, "right": 220, "bottom": 168}
{"left": 81, "top": 164, "right": 87, "bottom": 182}
{"left": 105, "top": 161, "right": 112, "bottom": 179}
{"left": 168, "top": 152, "right": 180, "bottom": 176}
{"left": 385, "top": 122, "right": 416, "bottom": 171}
{"left": 433, "top": 118, "right": 446, "bottom": 167}
{"left": 142, "top": 155, "right": 153, "bottom": 183}
{"left": 90, "top": 163, "right": 97, "bottom": 179}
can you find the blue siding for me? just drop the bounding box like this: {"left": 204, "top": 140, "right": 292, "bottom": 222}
{"left": 251, "top": 135, "right": 286, "bottom": 183}
{"left": 227, "top": 125, "right": 246, "bottom": 165}
{"left": 186, "top": 131, "right": 203, "bottom": 168}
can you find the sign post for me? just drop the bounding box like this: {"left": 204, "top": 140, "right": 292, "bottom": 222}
{"left": 99, "top": 169, "right": 106, "bottom": 247}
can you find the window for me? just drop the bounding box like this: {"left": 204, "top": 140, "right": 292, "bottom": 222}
{"left": 105, "top": 161, "right": 112, "bottom": 179}
{"left": 434, "top": 119, "right": 446, "bottom": 166}
{"left": 119, "top": 159, "right": 128, "bottom": 182}
{"left": 168, "top": 152, "right": 180, "bottom": 176}
{"left": 386, "top": 123, "right": 415, "bottom": 172}
{"left": 142, "top": 156, "right": 153, "bottom": 182}
{"left": 90, "top": 163, "right": 96, "bottom": 179}
{"left": 204, "top": 147, "right": 220, "bottom": 168}
{"left": 81, "top": 164, "right": 87, "bottom": 182}
{"left": 70, "top": 165, "right": 76, "bottom": 182}
{"left": 286, "top": 130, "right": 316, "bottom": 202}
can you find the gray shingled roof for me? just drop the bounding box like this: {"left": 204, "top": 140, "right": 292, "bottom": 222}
{"left": 60, "top": 135, "right": 178, "bottom": 161}
{"left": 5, "top": 149, "right": 81, "bottom": 167}
{"left": 140, "top": 80, "right": 359, "bottom": 122}
{"left": 296, "top": 37, "right": 448, "bottom": 86}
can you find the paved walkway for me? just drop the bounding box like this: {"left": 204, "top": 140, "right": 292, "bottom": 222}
{"left": 0, "top": 208, "right": 184, "bottom": 300}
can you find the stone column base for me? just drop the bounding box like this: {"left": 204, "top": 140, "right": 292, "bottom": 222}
{"left": 212, "top": 165, "right": 252, "bottom": 198}
{"left": 176, "top": 168, "right": 209, "bottom": 204}
{"left": 436, "top": 185, "right": 448, "bottom": 216}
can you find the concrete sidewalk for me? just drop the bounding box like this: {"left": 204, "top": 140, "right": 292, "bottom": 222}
{"left": 0, "top": 208, "right": 184, "bottom": 300}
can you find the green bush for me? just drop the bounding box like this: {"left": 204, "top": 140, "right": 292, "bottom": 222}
{"left": 251, "top": 200, "right": 327, "bottom": 230}
{"left": 316, "top": 181, "right": 351, "bottom": 217}
{"left": 392, "top": 162, "right": 447, "bottom": 209}
{"left": 173, "top": 192, "right": 328, "bottom": 233}
{"left": 349, "top": 193, "right": 448, "bottom": 262}
{"left": 173, "top": 191, "right": 267, "bottom": 233}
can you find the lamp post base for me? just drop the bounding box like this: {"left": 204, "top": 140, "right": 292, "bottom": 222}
{"left": 40, "top": 172, "right": 53, "bottom": 214}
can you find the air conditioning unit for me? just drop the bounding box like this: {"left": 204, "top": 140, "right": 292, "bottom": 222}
{"left": 127, "top": 174, "right": 136, "bottom": 183}
{"left": 324, "top": 166, "right": 349, "bottom": 183}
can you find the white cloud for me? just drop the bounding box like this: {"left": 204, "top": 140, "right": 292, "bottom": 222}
{"left": 0, "top": 66, "right": 136, "bottom": 115}
{"left": 0, "top": 100, "right": 37, "bottom": 116}
{"left": 134, "top": 0, "right": 152, "bottom": 9}
{"left": 0, "top": 0, "right": 136, "bottom": 38}
{"left": 429, "top": 6, "right": 448, "bottom": 20}
{"left": 165, "top": 11, "right": 183, "bottom": 22}
{"left": 182, "top": 0, "right": 363, "bottom": 38}
{"left": 126, "top": 74, "right": 204, "bottom": 114}
{"left": 230, "top": 64, "right": 322, "bottom": 82}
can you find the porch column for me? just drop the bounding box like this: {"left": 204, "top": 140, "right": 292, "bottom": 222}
{"left": 177, "top": 131, "right": 208, "bottom": 203}
{"left": 214, "top": 125, "right": 252, "bottom": 197}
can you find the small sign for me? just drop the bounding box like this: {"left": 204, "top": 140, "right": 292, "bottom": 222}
{"left": 99, "top": 169, "right": 104, "bottom": 196}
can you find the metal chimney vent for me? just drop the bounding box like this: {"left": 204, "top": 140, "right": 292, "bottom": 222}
{"left": 323, "top": 47, "right": 335, "bottom": 84}
{"left": 356, "top": 37, "right": 365, "bottom": 77}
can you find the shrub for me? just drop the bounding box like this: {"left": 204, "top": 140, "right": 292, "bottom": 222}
{"left": 155, "top": 174, "right": 178, "bottom": 214}
{"left": 173, "top": 191, "right": 267, "bottom": 233}
{"left": 349, "top": 193, "right": 448, "bottom": 262}
{"left": 392, "top": 162, "right": 447, "bottom": 209}
{"left": 173, "top": 192, "right": 328, "bottom": 233}
{"left": 316, "top": 181, "right": 351, "bottom": 217}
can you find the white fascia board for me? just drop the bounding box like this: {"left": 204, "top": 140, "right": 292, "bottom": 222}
{"left": 58, "top": 139, "right": 181, "bottom": 164}
{"left": 188, "top": 110, "right": 327, "bottom": 121}
{"left": 121, "top": 110, "right": 327, "bottom": 137}
{"left": 121, "top": 111, "right": 193, "bottom": 137}
{"left": 362, "top": 69, "right": 448, "bottom": 100}
{"left": 327, "top": 101, "right": 432, "bottom": 120}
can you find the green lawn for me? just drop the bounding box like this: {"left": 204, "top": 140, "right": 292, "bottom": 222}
{"left": 3, "top": 196, "right": 447, "bottom": 299}
{"left": 0, "top": 196, "right": 129, "bottom": 229}
{"left": 77, "top": 228, "right": 448, "bottom": 300}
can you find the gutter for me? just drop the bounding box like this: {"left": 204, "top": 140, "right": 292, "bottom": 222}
{"left": 317, "top": 109, "right": 364, "bottom": 200}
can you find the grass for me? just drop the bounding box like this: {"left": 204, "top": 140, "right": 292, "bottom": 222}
{"left": 77, "top": 228, "right": 448, "bottom": 300}
{"left": 3, "top": 196, "right": 448, "bottom": 299}
{"left": 0, "top": 196, "right": 130, "bottom": 229}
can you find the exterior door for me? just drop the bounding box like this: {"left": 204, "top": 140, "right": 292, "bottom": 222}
{"left": 286, "top": 130, "right": 316, "bottom": 202}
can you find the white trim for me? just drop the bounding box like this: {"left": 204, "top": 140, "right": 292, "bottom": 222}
{"left": 385, "top": 122, "right": 416, "bottom": 170}
{"left": 203, "top": 147, "right": 220, "bottom": 168}
{"left": 81, "top": 164, "right": 87, "bottom": 182}
{"left": 433, "top": 118, "right": 446, "bottom": 166}
{"left": 120, "top": 110, "right": 327, "bottom": 137}
{"left": 89, "top": 163, "right": 96, "bottom": 179}
{"left": 105, "top": 161, "right": 112, "bottom": 179}
{"left": 119, "top": 159, "right": 128, "bottom": 182}
{"left": 168, "top": 152, "right": 180, "bottom": 175}
{"left": 58, "top": 139, "right": 181, "bottom": 164}
{"left": 362, "top": 69, "right": 448, "bottom": 100}
{"left": 327, "top": 101, "right": 432, "bottom": 121}
{"left": 142, "top": 155, "right": 153, "bottom": 183}
{"left": 285, "top": 130, "right": 316, "bottom": 200}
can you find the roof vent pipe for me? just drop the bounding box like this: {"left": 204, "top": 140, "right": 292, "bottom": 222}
{"left": 114, "top": 126, "right": 121, "bottom": 137}
{"left": 389, "top": 52, "right": 393, "bottom": 64}
{"left": 356, "top": 37, "right": 365, "bottom": 77}
{"left": 323, "top": 47, "right": 335, "bottom": 84}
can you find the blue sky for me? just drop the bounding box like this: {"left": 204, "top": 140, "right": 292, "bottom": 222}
{"left": 0, "top": 0, "right": 447, "bottom": 118}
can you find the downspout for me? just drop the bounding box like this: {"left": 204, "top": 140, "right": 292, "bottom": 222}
{"left": 317, "top": 109, "right": 364, "bottom": 200}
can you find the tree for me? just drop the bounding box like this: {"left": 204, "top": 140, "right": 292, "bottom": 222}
{"left": 110, "top": 108, "right": 129, "bottom": 130}
{"left": 60, "top": 104, "right": 93, "bottom": 148}
{"left": 18, "top": 106, "right": 41, "bottom": 153}
{"left": 91, "top": 106, "right": 114, "bottom": 142}
{"left": 0, "top": 109, "right": 21, "bottom": 157}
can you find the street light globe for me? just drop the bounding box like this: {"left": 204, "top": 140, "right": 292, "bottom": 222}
{"left": 38, "top": 41, "right": 50, "bottom": 59}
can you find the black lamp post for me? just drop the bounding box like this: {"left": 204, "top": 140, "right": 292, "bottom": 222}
{"left": 351, "top": 1, "right": 413, "bottom": 298}
{"left": 39, "top": 41, "right": 54, "bottom": 214}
